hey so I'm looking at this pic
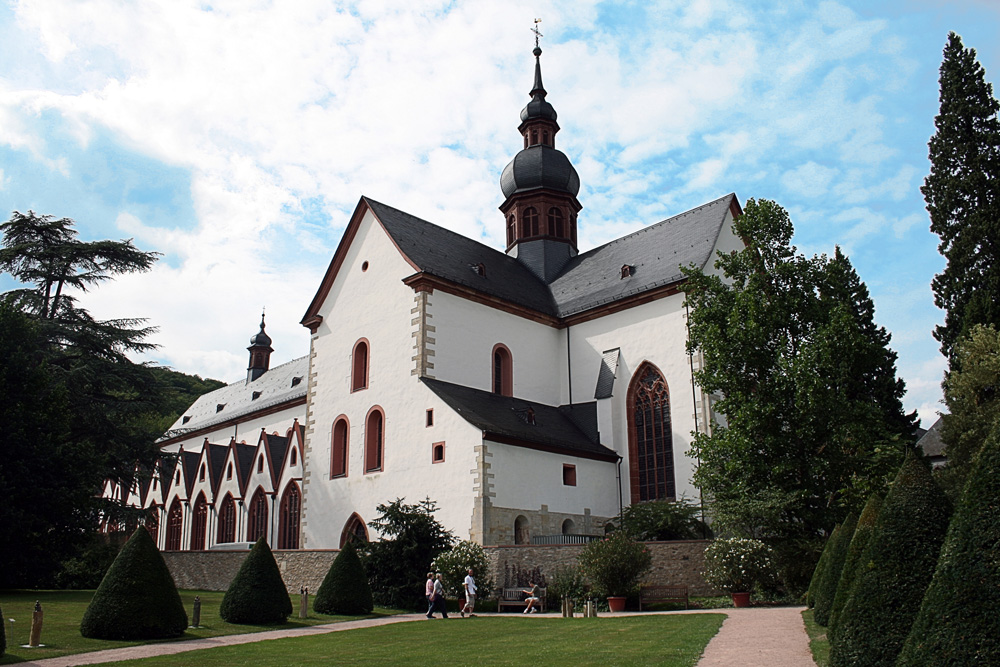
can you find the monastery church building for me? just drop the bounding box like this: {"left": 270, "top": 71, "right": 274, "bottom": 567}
{"left": 113, "top": 45, "right": 744, "bottom": 553}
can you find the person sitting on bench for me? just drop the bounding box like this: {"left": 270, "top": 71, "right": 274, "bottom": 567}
{"left": 523, "top": 581, "right": 540, "bottom": 614}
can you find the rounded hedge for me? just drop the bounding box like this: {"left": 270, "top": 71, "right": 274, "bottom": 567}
{"left": 828, "top": 493, "right": 882, "bottom": 640}
{"left": 896, "top": 423, "right": 1000, "bottom": 665}
{"left": 807, "top": 525, "right": 838, "bottom": 609}
{"left": 80, "top": 528, "right": 188, "bottom": 639}
{"left": 829, "top": 453, "right": 951, "bottom": 667}
{"left": 219, "top": 538, "right": 292, "bottom": 625}
{"left": 813, "top": 511, "right": 857, "bottom": 626}
{"left": 314, "top": 541, "right": 373, "bottom": 616}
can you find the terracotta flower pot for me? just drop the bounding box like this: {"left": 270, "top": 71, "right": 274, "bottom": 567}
{"left": 731, "top": 592, "right": 751, "bottom": 608}
{"left": 607, "top": 596, "right": 627, "bottom": 612}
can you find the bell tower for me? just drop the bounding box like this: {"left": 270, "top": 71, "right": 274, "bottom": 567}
{"left": 247, "top": 311, "right": 273, "bottom": 383}
{"left": 499, "top": 38, "right": 583, "bottom": 283}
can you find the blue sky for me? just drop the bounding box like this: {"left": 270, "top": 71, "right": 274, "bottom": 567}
{"left": 2, "top": 0, "right": 998, "bottom": 428}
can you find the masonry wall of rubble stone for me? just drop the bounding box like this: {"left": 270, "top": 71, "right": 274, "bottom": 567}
{"left": 162, "top": 540, "right": 714, "bottom": 597}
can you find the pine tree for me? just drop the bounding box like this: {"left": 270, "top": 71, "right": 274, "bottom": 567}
{"left": 314, "top": 541, "right": 374, "bottom": 615}
{"left": 828, "top": 493, "right": 882, "bottom": 641}
{"left": 922, "top": 32, "right": 1000, "bottom": 360}
{"left": 897, "top": 423, "right": 1000, "bottom": 665}
{"left": 813, "top": 511, "right": 857, "bottom": 626}
{"left": 830, "top": 454, "right": 951, "bottom": 667}
{"left": 80, "top": 528, "right": 187, "bottom": 639}
{"left": 219, "top": 538, "right": 292, "bottom": 625}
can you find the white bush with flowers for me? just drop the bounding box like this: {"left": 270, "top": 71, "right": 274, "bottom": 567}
{"left": 703, "top": 537, "right": 777, "bottom": 594}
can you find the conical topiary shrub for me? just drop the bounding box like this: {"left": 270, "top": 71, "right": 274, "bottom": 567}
{"left": 806, "top": 525, "right": 838, "bottom": 609}
{"left": 896, "top": 424, "right": 1000, "bottom": 665}
{"left": 80, "top": 528, "right": 188, "bottom": 639}
{"left": 219, "top": 537, "right": 292, "bottom": 625}
{"left": 828, "top": 493, "right": 882, "bottom": 640}
{"left": 314, "top": 541, "right": 374, "bottom": 615}
{"left": 813, "top": 511, "right": 857, "bottom": 626}
{"left": 829, "top": 453, "right": 951, "bottom": 667}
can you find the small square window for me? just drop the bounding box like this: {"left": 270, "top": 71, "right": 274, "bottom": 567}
{"left": 432, "top": 442, "right": 445, "bottom": 464}
{"left": 426, "top": 409, "right": 434, "bottom": 427}
{"left": 563, "top": 464, "right": 577, "bottom": 486}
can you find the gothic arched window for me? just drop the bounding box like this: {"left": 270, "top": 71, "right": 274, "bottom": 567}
{"left": 217, "top": 494, "right": 236, "bottom": 544}
{"left": 166, "top": 498, "right": 183, "bottom": 551}
{"left": 190, "top": 493, "right": 208, "bottom": 551}
{"left": 627, "top": 362, "right": 675, "bottom": 503}
{"left": 247, "top": 487, "right": 269, "bottom": 542}
{"left": 340, "top": 513, "right": 369, "bottom": 547}
{"left": 278, "top": 483, "right": 301, "bottom": 549}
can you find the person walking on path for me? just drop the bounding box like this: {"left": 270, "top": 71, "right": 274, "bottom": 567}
{"left": 424, "top": 572, "right": 436, "bottom": 619}
{"left": 460, "top": 568, "right": 477, "bottom": 618}
{"left": 432, "top": 573, "right": 449, "bottom": 619}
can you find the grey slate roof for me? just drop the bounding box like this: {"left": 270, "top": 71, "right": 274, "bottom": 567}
{"left": 207, "top": 443, "right": 229, "bottom": 494}
{"left": 420, "top": 377, "right": 617, "bottom": 461}
{"left": 366, "top": 193, "right": 735, "bottom": 320}
{"left": 162, "top": 356, "right": 308, "bottom": 440}
{"left": 181, "top": 450, "right": 201, "bottom": 495}
{"left": 917, "top": 417, "right": 946, "bottom": 459}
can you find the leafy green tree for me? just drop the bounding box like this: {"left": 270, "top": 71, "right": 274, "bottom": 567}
{"left": 432, "top": 540, "right": 494, "bottom": 599}
{"left": 830, "top": 454, "right": 951, "bottom": 667}
{"left": 813, "top": 512, "right": 857, "bottom": 626}
{"left": 828, "top": 493, "right": 882, "bottom": 640}
{"left": 362, "top": 498, "right": 454, "bottom": 610}
{"left": 682, "top": 199, "right": 914, "bottom": 592}
{"left": 619, "top": 497, "right": 711, "bottom": 541}
{"left": 937, "top": 324, "right": 1000, "bottom": 497}
{"left": 314, "top": 541, "right": 374, "bottom": 616}
{"left": 897, "top": 422, "right": 1000, "bottom": 665}
{"left": 220, "top": 538, "right": 292, "bottom": 625}
{"left": 923, "top": 33, "right": 1000, "bottom": 360}
{"left": 80, "top": 528, "right": 187, "bottom": 639}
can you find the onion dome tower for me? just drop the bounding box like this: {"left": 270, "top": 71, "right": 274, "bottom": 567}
{"left": 247, "top": 311, "right": 273, "bottom": 383}
{"left": 499, "top": 44, "right": 582, "bottom": 282}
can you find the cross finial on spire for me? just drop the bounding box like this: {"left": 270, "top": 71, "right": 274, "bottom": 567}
{"left": 532, "top": 18, "right": 543, "bottom": 49}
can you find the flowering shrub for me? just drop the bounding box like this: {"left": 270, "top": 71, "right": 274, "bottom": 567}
{"left": 578, "top": 531, "right": 652, "bottom": 597}
{"left": 432, "top": 540, "right": 493, "bottom": 599}
{"left": 703, "top": 537, "right": 777, "bottom": 594}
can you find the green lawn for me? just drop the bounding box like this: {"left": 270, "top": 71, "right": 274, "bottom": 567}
{"left": 0, "top": 590, "right": 397, "bottom": 665}
{"left": 91, "top": 615, "right": 727, "bottom": 667}
{"left": 801, "top": 609, "right": 830, "bottom": 667}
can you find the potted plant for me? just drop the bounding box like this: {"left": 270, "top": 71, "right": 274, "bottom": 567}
{"left": 578, "top": 531, "right": 652, "bottom": 611}
{"left": 703, "top": 537, "right": 776, "bottom": 607}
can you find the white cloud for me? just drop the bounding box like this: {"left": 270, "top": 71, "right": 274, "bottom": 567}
{"left": 781, "top": 161, "right": 838, "bottom": 198}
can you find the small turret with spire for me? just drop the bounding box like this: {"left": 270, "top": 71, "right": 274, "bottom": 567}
{"left": 247, "top": 311, "right": 273, "bottom": 383}
{"left": 499, "top": 23, "right": 583, "bottom": 282}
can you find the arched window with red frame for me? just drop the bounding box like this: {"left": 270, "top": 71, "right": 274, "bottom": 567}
{"left": 246, "top": 487, "right": 269, "bottom": 542}
{"left": 522, "top": 207, "right": 539, "bottom": 237}
{"left": 364, "top": 407, "right": 385, "bottom": 473}
{"left": 165, "top": 498, "right": 183, "bottom": 551}
{"left": 506, "top": 214, "right": 516, "bottom": 246}
{"left": 492, "top": 344, "right": 513, "bottom": 397}
{"left": 331, "top": 416, "right": 349, "bottom": 478}
{"left": 352, "top": 339, "right": 369, "bottom": 391}
{"left": 190, "top": 493, "right": 208, "bottom": 550}
{"left": 548, "top": 207, "right": 564, "bottom": 237}
{"left": 626, "top": 362, "right": 675, "bottom": 503}
{"left": 340, "top": 513, "right": 369, "bottom": 547}
{"left": 278, "top": 483, "right": 301, "bottom": 549}
{"left": 145, "top": 506, "right": 160, "bottom": 539}
{"left": 217, "top": 494, "right": 236, "bottom": 543}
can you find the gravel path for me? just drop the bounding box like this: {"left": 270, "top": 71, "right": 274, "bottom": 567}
{"left": 15, "top": 606, "right": 814, "bottom": 667}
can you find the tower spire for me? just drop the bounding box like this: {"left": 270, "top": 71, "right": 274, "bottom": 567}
{"left": 247, "top": 309, "right": 273, "bottom": 383}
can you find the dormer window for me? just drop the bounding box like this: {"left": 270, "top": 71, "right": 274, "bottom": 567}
{"left": 252, "top": 391, "right": 261, "bottom": 400}
{"left": 621, "top": 264, "right": 633, "bottom": 279}
{"left": 291, "top": 376, "right": 302, "bottom": 387}
{"left": 470, "top": 262, "right": 486, "bottom": 277}
{"left": 182, "top": 415, "right": 192, "bottom": 424}
{"left": 216, "top": 403, "right": 225, "bottom": 413}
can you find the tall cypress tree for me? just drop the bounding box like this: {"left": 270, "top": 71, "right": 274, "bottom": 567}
{"left": 828, "top": 493, "right": 882, "bottom": 640}
{"left": 922, "top": 32, "right": 1000, "bottom": 360}
{"left": 813, "top": 511, "right": 857, "bottom": 626}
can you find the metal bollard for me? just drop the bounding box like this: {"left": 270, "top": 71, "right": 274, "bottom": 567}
{"left": 300, "top": 587, "right": 309, "bottom": 619}
{"left": 191, "top": 596, "right": 201, "bottom": 628}
{"left": 29, "top": 601, "right": 43, "bottom": 647}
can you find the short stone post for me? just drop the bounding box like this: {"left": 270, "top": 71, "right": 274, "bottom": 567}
{"left": 191, "top": 596, "right": 201, "bottom": 628}
{"left": 566, "top": 599, "right": 574, "bottom": 617}
{"left": 29, "top": 601, "right": 43, "bottom": 647}
{"left": 299, "top": 587, "right": 309, "bottom": 619}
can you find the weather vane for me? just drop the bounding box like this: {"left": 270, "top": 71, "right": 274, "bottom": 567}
{"left": 532, "top": 18, "right": 543, "bottom": 48}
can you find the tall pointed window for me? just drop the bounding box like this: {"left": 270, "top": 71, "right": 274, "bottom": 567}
{"left": 166, "top": 498, "right": 183, "bottom": 551}
{"left": 331, "top": 416, "right": 349, "bottom": 478}
{"left": 191, "top": 493, "right": 208, "bottom": 551}
{"left": 217, "top": 494, "right": 236, "bottom": 544}
{"left": 352, "top": 339, "right": 369, "bottom": 391}
{"left": 364, "top": 407, "right": 385, "bottom": 473}
{"left": 522, "top": 207, "right": 539, "bottom": 237}
{"left": 145, "top": 507, "right": 159, "bottom": 539}
{"left": 548, "top": 207, "right": 564, "bottom": 237}
{"left": 627, "top": 362, "right": 675, "bottom": 502}
{"left": 278, "top": 483, "right": 301, "bottom": 549}
{"left": 247, "top": 488, "right": 269, "bottom": 542}
{"left": 340, "top": 513, "right": 369, "bottom": 547}
{"left": 492, "top": 344, "right": 513, "bottom": 397}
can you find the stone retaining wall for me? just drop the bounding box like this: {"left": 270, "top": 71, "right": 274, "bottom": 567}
{"left": 162, "top": 540, "right": 715, "bottom": 597}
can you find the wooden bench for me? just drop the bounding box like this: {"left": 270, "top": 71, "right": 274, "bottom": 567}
{"left": 639, "top": 585, "right": 689, "bottom": 610}
{"left": 497, "top": 587, "right": 547, "bottom": 613}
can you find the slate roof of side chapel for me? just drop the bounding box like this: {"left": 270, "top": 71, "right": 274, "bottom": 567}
{"left": 206, "top": 443, "right": 229, "bottom": 494}
{"left": 260, "top": 432, "right": 290, "bottom": 487}
{"left": 363, "top": 193, "right": 736, "bottom": 319}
